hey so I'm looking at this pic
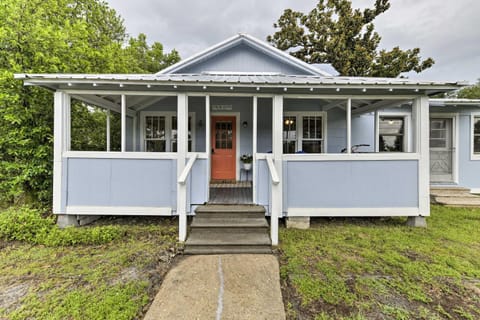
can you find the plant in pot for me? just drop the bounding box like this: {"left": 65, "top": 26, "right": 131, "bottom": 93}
{"left": 240, "top": 154, "right": 253, "bottom": 170}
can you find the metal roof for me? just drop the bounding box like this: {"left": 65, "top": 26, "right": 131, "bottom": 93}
{"left": 15, "top": 73, "right": 467, "bottom": 89}
{"left": 429, "top": 98, "right": 480, "bottom": 106}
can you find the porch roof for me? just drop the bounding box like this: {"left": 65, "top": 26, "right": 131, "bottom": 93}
{"left": 15, "top": 73, "right": 467, "bottom": 96}
{"left": 430, "top": 98, "right": 480, "bottom": 107}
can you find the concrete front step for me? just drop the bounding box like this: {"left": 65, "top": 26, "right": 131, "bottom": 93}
{"left": 195, "top": 205, "right": 266, "bottom": 219}
{"left": 430, "top": 187, "right": 472, "bottom": 197}
{"left": 184, "top": 245, "right": 272, "bottom": 255}
{"left": 434, "top": 196, "right": 480, "bottom": 207}
{"left": 191, "top": 217, "right": 269, "bottom": 228}
{"left": 185, "top": 204, "right": 272, "bottom": 255}
{"left": 186, "top": 231, "right": 271, "bottom": 246}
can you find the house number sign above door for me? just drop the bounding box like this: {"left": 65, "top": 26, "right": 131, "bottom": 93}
{"left": 212, "top": 105, "right": 232, "bottom": 111}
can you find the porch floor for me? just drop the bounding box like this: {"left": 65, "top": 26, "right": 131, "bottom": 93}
{"left": 209, "top": 181, "right": 252, "bottom": 204}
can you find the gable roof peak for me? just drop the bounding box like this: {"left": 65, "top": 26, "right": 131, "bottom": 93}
{"left": 156, "top": 33, "right": 332, "bottom": 77}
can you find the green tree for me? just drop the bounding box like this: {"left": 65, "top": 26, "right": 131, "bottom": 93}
{"left": 0, "top": 0, "right": 179, "bottom": 206}
{"left": 125, "top": 33, "right": 180, "bottom": 73}
{"left": 457, "top": 80, "right": 480, "bottom": 99}
{"left": 267, "top": 0, "right": 434, "bottom": 77}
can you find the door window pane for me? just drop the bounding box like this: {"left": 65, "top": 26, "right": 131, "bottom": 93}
{"left": 430, "top": 119, "right": 448, "bottom": 149}
{"left": 215, "top": 121, "right": 233, "bottom": 149}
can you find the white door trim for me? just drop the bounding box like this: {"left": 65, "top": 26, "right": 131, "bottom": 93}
{"left": 430, "top": 113, "right": 458, "bottom": 184}
{"left": 211, "top": 112, "right": 241, "bottom": 181}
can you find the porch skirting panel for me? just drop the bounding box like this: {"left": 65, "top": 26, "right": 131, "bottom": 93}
{"left": 66, "top": 158, "right": 177, "bottom": 209}
{"left": 284, "top": 160, "right": 420, "bottom": 213}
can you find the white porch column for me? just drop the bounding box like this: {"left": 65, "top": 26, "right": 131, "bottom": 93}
{"left": 414, "top": 96, "right": 430, "bottom": 216}
{"left": 132, "top": 115, "right": 137, "bottom": 151}
{"left": 53, "top": 91, "right": 70, "bottom": 214}
{"left": 252, "top": 96, "right": 258, "bottom": 203}
{"left": 177, "top": 93, "right": 188, "bottom": 242}
{"left": 346, "top": 98, "right": 352, "bottom": 153}
{"left": 106, "top": 109, "right": 111, "bottom": 151}
{"left": 121, "top": 95, "right": 126, "bottom": 152}
{"left": 205, "top": 95, "right": 211, "bottom": 200}
{"left": 271, "top": 95, "right": 283, "bottom": 246}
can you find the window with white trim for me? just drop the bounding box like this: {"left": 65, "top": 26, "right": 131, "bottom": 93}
{"left": 474, "top": 116, "right": 480, "bottom": 154}
{"left": 142, "top": 112, "right": 194, "bottom": 152}
{"left": 283, "top": 113, "right": 325, "bottom": 153}
{"left": 378, "top": 116, "right": 406, "bottom": 152}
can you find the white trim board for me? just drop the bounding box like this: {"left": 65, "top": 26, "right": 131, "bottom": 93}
{"left": 65, "top": 206, "right": 172, "bottom": 216}
{"left": 63, "top": 151, "right": 179, "bottom": 160}
{"left": 282, "top": 153, "right": 420, "bottom": 161}
{"left": 287, "top": 207, "right": 424, "bottom": 217}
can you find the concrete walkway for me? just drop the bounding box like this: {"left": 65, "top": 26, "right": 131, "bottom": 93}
{"left": 144, "top": 254, "right": 286, "bottom": 320}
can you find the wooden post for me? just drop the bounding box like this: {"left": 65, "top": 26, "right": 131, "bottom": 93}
{"left": 252, "top": 96, "right": 258, "bottom": 203}
{"left": 271, "top": 95, "right": 283, "bottom": 246}
{"left": 415, "top": 96, "right": 430, "bottom": 217}
{"left": 106, "top": 109, "right": 111, "bottom": 151}
{"left": 121, "top": 95, "right": 126, "bottom": 152}
{"left": 346, "top": 98, "right": 352, "bottom": 154}
{"left": 53, "top": 91, "right": 70, "bottom": 214}
{"left": 177, "top": 94, "right": 188, "bottom": 242}
{"left": 205, "top": 95, "right": 211, "bottom": 201}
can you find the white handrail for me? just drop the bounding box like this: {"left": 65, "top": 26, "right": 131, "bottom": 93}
{"left": 266, "top": 156, "right": 280, "bottom": 185}
{"left": 178, "top": 153, "right": 199, "bottom": 185}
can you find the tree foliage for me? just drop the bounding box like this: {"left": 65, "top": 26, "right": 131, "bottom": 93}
{"left": 457, "top": 80, "right": 480, "bottom": 99}
{"left": 267, "top": 0, "right": 434, "bottom": 77}
{"left": 0, "top": 0, "right": 180, "bottom": 206}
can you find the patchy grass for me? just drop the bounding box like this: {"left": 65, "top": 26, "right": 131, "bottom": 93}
{"left": 279, "top": 206, "right": 480, "bottom": 319}
{"left": 0, "top": 215, "right": 178, "bottom": 320}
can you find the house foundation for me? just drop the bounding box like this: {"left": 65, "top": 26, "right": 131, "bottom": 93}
{"left": 57, "top": 215, "right": 101, "bottom": 228}
{"left": 286, "top": 217, "right": 310, "bottom": 229}
{"left": 406, "top": 216, "right": 427, "bottom": 228}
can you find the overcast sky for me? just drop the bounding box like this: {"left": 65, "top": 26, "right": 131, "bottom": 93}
{"left": 106, "top": 0, "right": 480, "bottom": 83}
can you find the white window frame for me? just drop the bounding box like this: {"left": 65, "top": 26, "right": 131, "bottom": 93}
{"left": 471, "top": 113, "right": 480, "bottom": 160}
{"left": 140, "top": 111, "right": 195, "bottom": 152}
{"left": 376, "top": 111, "right": 411, "bottom": 153}
{"left": 283, "top": 111, "right": 327, "bottom": 153}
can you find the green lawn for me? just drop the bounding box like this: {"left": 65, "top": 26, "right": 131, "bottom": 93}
{"left": 279, "top": 206, "right": 480, "bottom": 320}
{"left": 0, "top": 216, "right": 178, "bottom": 320}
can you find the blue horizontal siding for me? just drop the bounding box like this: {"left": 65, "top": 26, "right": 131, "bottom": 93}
{"left": 67, "top": 158, "right": 177, "bottom": 208}
{"left": 285, "top": 160, "right": 419, "bottom": 208}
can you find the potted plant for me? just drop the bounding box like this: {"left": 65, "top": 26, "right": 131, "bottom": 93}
{"left": 240, "top": 154, "right": 253, "bottom": 170}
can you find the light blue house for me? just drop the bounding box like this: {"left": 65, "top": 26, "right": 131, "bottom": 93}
{"left": 16, "top": 34, "right": 468, "bottom": 245}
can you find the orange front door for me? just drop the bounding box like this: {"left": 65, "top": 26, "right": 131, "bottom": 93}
{"left": 211, "top": 116, "right": 236, "bottom": 180}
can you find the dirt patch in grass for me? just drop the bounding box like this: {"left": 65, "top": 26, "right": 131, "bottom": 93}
{"left": 279, "top": 207, "right": 480, "bottom": 319}
{"left": 0, "top": 216, "right": 179, "bottom": 320}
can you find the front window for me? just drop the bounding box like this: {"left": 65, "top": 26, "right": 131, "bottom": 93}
{"left": 145, "top": 116, "right": 166, "bottom": 152}
{"left": 474, "top": 116, "right": 480, "bottom": 154}
{"left": 379, "top": 116, "right": 405, "bottom": 152}
{"left": 283, "top": 113, "right": 324, "bottom": 153}
{"left": 143, "top": 113, "right": 193, "bottom": 152}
